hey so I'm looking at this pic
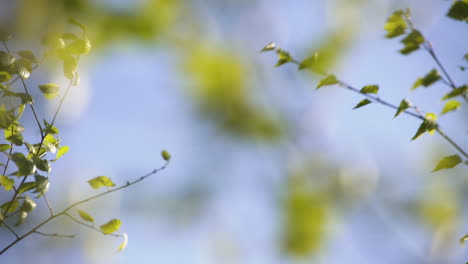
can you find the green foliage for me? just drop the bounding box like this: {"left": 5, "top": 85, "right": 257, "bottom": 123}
{"left": 432, "top": 154, "right": 462, "bottom": 172}
{"left": 412, "top": 69, "right": 440, "bottom": 90}
{"left": 78, "top": 210, "right": 95, "bottom": 223}
{"left": 384, "top": 10, "right": 408, "bottom": 38}
{"left": 316, "top": 74, "right": 338, "bottom": 89}
{"left": 441, "top": 85, "right": 467, "bottom": 100}
{"left": 447, "top": 0, "right": 468, "bottom": 22}
{"left": 394, "top": 99, "right": 411, "bottom": 118}
{"left": 38, "top": 83, "right": 60, "bottom": 99}
{"left": 87, "top": 176, "right": 116, "bottom": 189}
{"left": 360, "top": 85, "right": 379, "bottom": 94}
{"left": 399, "top": 30, "right": 424, "bottom": 55}
{"left": 161, "top": 150, "right": 171, "bottom": 161}
{"left": 353, "top": 99, "right": 372, "bottom": 109}
{"left": 411, "top": 113, "right": 438, "bottom": 140}
{"left": 99, "top": 219, "right": 122, "bottom": 234}
{"left": 441, "top": 100, "right": 461, "bottom": 115}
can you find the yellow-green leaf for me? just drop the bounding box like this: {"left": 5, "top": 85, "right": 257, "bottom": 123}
{"left": 260, "top": 42, "right": 276, "bottom": 52}
{"left": 317, "top": 74, "right": 338, "bottom": 89}
{"left": 400, "top": 30, "right": 424, "bottom": 55}
{"left": 38, "top": 83, "right": 60, "bottom": 100}
{"left": 447, "top": 0, "right": 468, "bottom": 22}
{"left": 88, "top": 176, "right": 116, "bottom": 189}
{"left": 353, "top": 99, "right": 372, "bottom": 109}
{"left": 432, "top": 154, "right": 462, "bottom": 172}
{"left": 441, "top": 85, "right": 467, "bottom": 100}
{"left": 0, "top": 175, "right": 14, "bottom": 191}
{"left": 78, "top": 210, "right": 94, "bottom": 223}
{"left": 460, "top": 234, "right": 468, "bottom": 245}
{"left": 161, "top": 150, "right": 171, "bottom": 161}
{"left": 52, "top": 146, "right": 69, "bottom": 161}
{"left": 100, "top": 219, "right": 122, "bottom": 234}
{"left": 117, "top": 233, "right": 128, "bottom": 252}
{"left": 384, "top": 10, "right": 407, "bottom": 38}
{"left": 360, "top": 85, "right": 379, "bottom": 94}
{"left": 441, "top": 100, "right": 461, "bottom": 115}
{"left": 394, "top": 99, "right": 411, "bottom": 118}
{"left": 412, "top": 69, "right": 440, "bottom": 90}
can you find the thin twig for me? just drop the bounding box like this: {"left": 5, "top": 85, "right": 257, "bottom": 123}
{"left": 33, "top": 230, "right": 75, "bottom": 238}
{"left": 0, "top": 162, "right": 169, "bottom": 255}
{"left": 42, "top": 193, "right": 54, "bottom": 217}
{"left": 2, "top": 222, "right": 19, "bottom": 239}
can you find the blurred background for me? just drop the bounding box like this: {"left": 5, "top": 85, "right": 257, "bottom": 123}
{"left": 0, "top": 0, "right": 467, "bottom": 263}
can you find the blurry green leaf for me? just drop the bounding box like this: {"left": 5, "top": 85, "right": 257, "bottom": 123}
{"left": 66, "top": 38, "right": 91, "bottom": 55}
{"left": 460, "top": 234, "right": 468, "bottom": 245}
{"left": 14, "top": 58, "right": 33, "bottom": 79}
{"left": 0, "top": 51, "right": 15, "bottom": 67}
{"left": 441, "top": 85, "right": 467, "bottom": 100}
{"left": 447, "top": 0, "right": 468, "bottom": 22}
{"left": 0, "top": 105, "right": 15, "bottom": 129}
{"left": 0, "top": 199, "right": 19, "bottom": 213}
{"left": 32, "top": 156, "right": 51, "bottom": 172}
{"left": 100, "top": 219, "right": 121, "bottom": 234}
{"left": 353, "top": 99, "right": 372, "bottom": 109}
{"left": 33, "top": 175, "right": 49, "bottom": 196}
{"left": 161, "top": 150, "right": 171, "bottom": 161}
{"left": 360, "top": 85, "right": 379, "bottom": 94}
{"left": 441, "top": 100, "right": 461, "bottom": 115}
{"left": 10, "top": 152, "right": 36, "bottom": 176}
{"left": 384, "top": 10, "right": 408, "bottom": 38}
{"left": 298, "top": 52, "right": 319, "bottom": 70}
{"left": 412, "top": 69, "right": 440, "bottom": 90}
{"left": 61, "top": 33, "right": 79, "bottom": 41}
{"left": 17, "top": 182, "right": 36, "bottom": 195}
{"left": 260, "top": 42, "right": 276, "bottom": 52}
{"left": 52, "top": 146, "right": 69, "bottom": 162}
{"left": 117, "top": 233, "right": 128, "bottom": 252}
{"left": 63, "top": 54, "right": 78, "bottom": 80}
{"left": 0, "top": 144, "right": 11, "bottom": 152}
{"left": 43, "top": 119, "right": 59, "bottom": 135}
{"left": 411, "top": 113, "right": 438, "bottom": 140}
{"left": 400, "top": 30, "right": 424, "bottom": 55}
{"left": 0, "top": 27, "right": 11, "bottom": 42}
{"left": 0, "top": 175, "right": 14, "bottom": 191}
{"left": 464, "top": 53, "right": 468, "bottom": 62}
{"left": 275, "top": 49, "right": 292, "bottom": 67}
{"left": 0, "top": 71, "right": 11, "bottom": 82}
{"left": 17, "top": 50, "right": 37, "bottom": 63}
{"left": 432, "top": 155, "right": 462, "bottom": 172}
{"left": 88, "top": 176, "right": 116, "bottom": 189}
{"left": 78, "top": 210, "right": 95, "bottom": 223}
{"left": 15, "top": 211, "right": 28, "bottom": 226}
{"left": 317, "top": 74, "right": 338, "bottom": 89}
{"left": 20, "top": 196, "right": 36, "bottom": 212}
{"left": 3, "top": 90, "right": 33, "bottom": 104}
{"left": 394, "top": 99, "right": 411, "bottom": 118}
{"left": 38, "top": 83, "right": 60, "bottom": 100}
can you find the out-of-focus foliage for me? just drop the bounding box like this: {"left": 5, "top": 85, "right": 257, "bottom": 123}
{"left": 184, "top": 46, "right": 284, "bottom": 141}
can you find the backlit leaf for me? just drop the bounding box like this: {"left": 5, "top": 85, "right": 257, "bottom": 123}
{"left": 161, "top": 150, "right": 171, "bottom": 161}
{"left": 100, "top": 219, "right": 122, "bottom": 234}
{"left": 78, "top": 210, "right": 95, "bottom": 223}
{"left": 260, "top": 42, "right": 276, "bottom": 52}
{"left": 412, "top": 69, "right": 440, "bottom": 90}
{"left": 117, "top": 233, "right": 128, "bottom": 252}
{"left": 441, "top": 100, "right": 461, "bottom": 115}
{"left": 0, "top": 199, "right": 19, "bottom": 213}
{"left": 17, "top": 50, "right": 37, "bottom": 63}
{"left": 432, "top": 155, "right": 462, "bottom": 172}
{"left": 399, "top": 30, "right": 424, "bottom": 55}
{"left": 360, "top": 85, "right": 379, "bottom": 94}
{"left": 0, "top": 175, "right": 14, "bottom": 191}
{"left": 411, "top": 113, "right": 438, "bottom": 140}
{"left": 38, "top": 83, "right": 60, "bottom": 100}
{"left": 447, "top": 0, "right": 468, "bottom": 22}
{"left": 0, "top": 71, "right": 11, "bottom": 83}
{"left": 441, "top": 85, "right": 467, "bottom": 100}
{"left": 10, "top": 152, "right": 36, "bottom": 176}
{"left": 52, "top": 146, "right": 69, "bottom": 161}
{"left": 384, "top": 10, "right": 407, "bottom": 38}
{"left": 0, "top": 144, "right": 11, "bottom": 152}
{"left": 17, "top": 182, "right": 36, "bottom": 195}
{"left": 88, "top": 176, "right": 116, "bottom": 189}
{"left": 275, "top": 49, "right": 292, "bottom": 67}
{"left": 317, "top": 74, "right": 338, "bottom": 89}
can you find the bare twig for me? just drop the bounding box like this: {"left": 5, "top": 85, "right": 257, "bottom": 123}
{"left": 33, "top": 230, "right": 75, "bottom": 238}
{"left": 42, "top": 193, "right": 54, "bottom": 217}
{"left": 64, "top": 212, "right": 119, "bottom": 237}
{"left": 2, "top": 222, "right": 19, "bottom": 239}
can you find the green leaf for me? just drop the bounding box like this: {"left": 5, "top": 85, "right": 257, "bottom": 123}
{"left": 17, "top": 182, "right": 36, "bottom": 195}
{"left": 411, "top": 113, "right": 438, "bottom": 140}
{"left": 161, "top": 150, "right": 171, "bottom": 161}
{"left": 317, "top": 74, "right": 338, "bottom": 89}
{"left": 275, "top": 49, "right": 292, "bottom": 67}
{"left": 117, "top": 233, "right": 128, "bottom": 252}
{"left": 260, "top": 42, "right": 276, "bottom": 52}
{"left": 17, "top": 50, "right": 37, "bottom": 63}
{"left": 441, "top": 85, "right": 467, "bottom": 100}
{"left": 100, "top": 219, "right": 122, "bottom": 234}
{"left": 52, "top": 146, "right": 69, "bottom": 161}
{"left": 33, "top": 175, "right": 49, "bottom": 197}
{"left": 447, "top": 0, "right": 468, "bottom": 22}
{"left": 464, "top": 53, "right": 468, "bottom": 63}
{"left": 32, "top": 156, "right": 51, "bottom": 172}
{"left": 38, "top": 83, "right": 60, "bottom": 100}
{"left": 441, "top": 100, "right": 461, "bottom": 115}
{"left": 0, "top": 144, "right": 11, "bottom": 152}
{"left": 0, "top": 199, "right": 19, "bottom": 213}
{"left": 10, "top": 152, "right": 36, "bottom": 176}
{"left": 0, "top": 105, "right": 15, "bottom": 129}
{"left": 384, "top": 10, "right": 408, "bottom": 38}
{"left": 0, "top": 175, "right": 14, "bottom": 191}
{"left": 62, "top": 54, "right": 78, "bottom": 80}
{"left": 61, "top": 33, "right": 79, "bottom": 41}
{"left": 432, "top": 154, "right": 462, "bottom": 172}
{"left": 66, "top": 38, "right": 92, "bottom": 55}
{"left": 360, "top": 85, "right": 379, "bottom": 94}
{"left": 20, "top": 196, "right": 36, "bottom": 212}
{"left": 14, "top": 58, "right": 33, "bottom": 79}
{"left": 298, "top": 52, "right": 320, "bottom": 70}
{"left": 68, "top": 18, "right": 87, "bottom": 31}
{"left": 412, "top": 69, "right": 441, "bottom": 90}
{"left": 43, "top": 119, "right": 59, "bottom": 135}
{"left": 78, "top": 210, "right": 95, "bottom": 223}
{"left": 399, "top": 30, "right": 424, "bottom": 55}
{"left": 0, "top": 71, "right": 11, "bottom": 83}
{"left": 0, "top": 27, "right": 11, "bottom": 42}
{"left": 394, "top": 99, "right": 412, "bottom": 118}
{"left": 353, "top": 99, "right": 372, "bottom": 109}
{"left": 15, "top": 211, "right": 28, "bottom": 226}
{"left": 460, "top": 234, "right": 468, "bottom": 245}
{"left": 88, "top": 176, "right": 116, "bottom": 189}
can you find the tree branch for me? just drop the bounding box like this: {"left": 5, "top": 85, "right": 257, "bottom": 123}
{"left": 33, "top": 230, "right": 75, "bottom": 238}
{"left": 64, "top": 212, "right": 119, "bottom": 237}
